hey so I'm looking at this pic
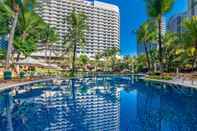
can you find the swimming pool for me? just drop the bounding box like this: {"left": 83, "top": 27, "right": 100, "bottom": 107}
{"left": 0, "top": 76, "right": 197, "bottom": 131}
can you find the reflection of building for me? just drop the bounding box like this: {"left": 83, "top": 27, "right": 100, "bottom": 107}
{"left": 167, "top": 12, "right": 187, "bottom": 35}
{"left": 34, "top": 78, "right": 120, "bottom": 131}
{"left": 35, "top": 0, "right": 120, "bottom": 58}
{"left": 188, "top": 0, "right": 197, "bottom": 16}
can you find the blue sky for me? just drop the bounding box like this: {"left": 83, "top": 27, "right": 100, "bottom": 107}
{"left": 99, "top": 0, "right": 188, "bottom": 56}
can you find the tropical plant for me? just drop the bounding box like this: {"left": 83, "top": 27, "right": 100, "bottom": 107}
{"left": 135, "top": 54, "right": 147, "bottom": 72}
{"left": 95, "top": 53, "right": 101, "bottom": 71}
{"left": 162, "top": 32, "right": 180, "bottom": 72}
{"left": 137, "top": 20, "right": 157, "bottom": 71}
{"left": 39, "top": 24, "right": 59, "bottom": 63}
{"left": 79, "top": 54, "right": 89, "bottom": 71}
{"left": 14, "top": 11, "right": 47, "bottom": 61}
{"left": 103, "top": 47, "right": 119, "bottom": 71}
{"left": 64, "top": 10, "right": 88, "bottom": 74}
{"left": 0, "top": 49, "right": 6, "bottom": 60}
{"left": 0, "top": 0, "right": 36, "bottom": 69}
{"left": 145, "top": 0, "right": 175, "bottom": 71}
{"left": 182, "top": 17, "right": 197, "bottom": 71}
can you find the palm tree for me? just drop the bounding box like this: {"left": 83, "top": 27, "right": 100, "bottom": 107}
{"left": 145, "top": 0, "right": 175, "bottom": 71}
{"left": 162, "top": 32, "right": 180, "bottom": 72}
{"left": 14, "top": 11, "right": 47, "bottom": 61}
{"left": 137, "top": 20, "right": 157, "bottom": 71}
{"left": 64, "top": 10, "right": 88, "bottom": 74}
{"left": 182, "top": 17, "right": 197, "bottom": 71}
{"left": 95, "top": 53, "right": 101, "bottom": 71}
{"left": 103, "top": 47, "right": 119, "bottom": 71}
{"left": 39, "top": 24, "right": 59, "bottom": 64}
{"left": 79, "top": 54, "right": 89, "bottom": 71}
{"left": 0, "top": 0, "right": 36, "bottom": 69}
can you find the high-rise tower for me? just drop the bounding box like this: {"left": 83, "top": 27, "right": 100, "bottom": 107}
{"left": 35, "top": 0, "right": 120, "bottom": 58}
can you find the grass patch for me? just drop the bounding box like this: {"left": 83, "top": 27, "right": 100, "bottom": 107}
{"left": 146, "top": 75, "right": 173, "bottom": 80}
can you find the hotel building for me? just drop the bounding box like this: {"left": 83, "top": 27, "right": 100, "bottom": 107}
{"left": 188, "top": 0, "right": 197, "bottom": 16}
{"left": 34, "top": 0, "right": 120, "bottom": 58}
{"left": 167, "top": 12, "right": 187, "bottom": 35}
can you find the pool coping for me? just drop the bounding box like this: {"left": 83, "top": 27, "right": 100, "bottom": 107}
{"left": 3, "top": 74, "right": 195, "bottom": 93}
{"left": 142, "top": 77, "right": 197, "bottom": 89}
{"left": 0, "top": 74, "right": 142, "bottom": 92}
{"left": 0, "top": 78, "right": 54, "bottom": 92}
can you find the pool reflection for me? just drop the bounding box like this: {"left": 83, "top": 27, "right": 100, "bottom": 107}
{"left": 0, "top": 76, "right": 197, "bottom": 131}
{"left": 0, "top": 77, "right": 121, "bottom": 131}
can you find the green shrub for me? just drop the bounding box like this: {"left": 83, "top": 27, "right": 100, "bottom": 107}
{"left": 146, "top": 75, "right": 173, "bottom": 80}
{"left": 4, "top": 70, "right": 12, "bottom": 80}
{"left": 19, "top": 71, "right": 25, "bottom": 79}
{"left": 149, "top": 72, "right": 161, "bottom": 76}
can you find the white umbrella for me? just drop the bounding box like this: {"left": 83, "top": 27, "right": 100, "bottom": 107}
{"left": 16, "top": 57, "right": 43, "bottom": 66}
{"left": 40, "top": 63, "right": 61, "bottom": 70}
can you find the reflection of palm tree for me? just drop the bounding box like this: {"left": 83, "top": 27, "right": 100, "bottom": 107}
{"left": 66, "top": 79, "right": 87, "bottom": 130}
{"left": 95, "top": 77, "right": 119, "bottom": 103}
{"left": 11, "top": 101, "right": 51, "bottom": 131}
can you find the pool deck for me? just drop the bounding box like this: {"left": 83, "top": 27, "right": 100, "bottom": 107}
{"left": 0, "top": 78, "right": 54, "bottom": 92}
{"left": 142, "top": 77, "right": 197, "bottom": 89}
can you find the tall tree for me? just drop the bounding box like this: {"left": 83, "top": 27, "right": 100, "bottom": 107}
{"left": 162, "top": 32, "right": 180, "bottom": 72}
{"left": 145, "top": 0, "right": 175, "bottom": 71}
{"left": 14, "top": 11, "right": 47, "bottom": 61}
{"left": 182, "top": 17, "right": 197, "bottom": 71}
{"left": 39, "top": 24, "right": 59, "bottom": 63}
{"left": 137, "top": 20, "right": 157, "bottom": 71}
{"left": 64, "top": 10, "right": 88, "bottom": 74}
{"left": 103, "top": 47, "right": 119, "bottom": 71}
{"left": 0, "top": 0, "right": 36, "bottom": 69}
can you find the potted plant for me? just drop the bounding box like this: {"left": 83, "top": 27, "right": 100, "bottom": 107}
{"left": 19, "top": 71, "right": 25, "bottom": 79}
{"left": 4, "top": 70, "right": 12, "bottom": 80}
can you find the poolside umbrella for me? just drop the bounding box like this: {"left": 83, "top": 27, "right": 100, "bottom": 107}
{"left": 40, "top": 62, "right": 62, "bottom": 70}
{"left": 16, "top": 57, "right": 43, "bottom": 66}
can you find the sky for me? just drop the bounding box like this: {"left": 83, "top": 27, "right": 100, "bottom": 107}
{"left": 98, "top": 0, "right": 188, "bottom": 56}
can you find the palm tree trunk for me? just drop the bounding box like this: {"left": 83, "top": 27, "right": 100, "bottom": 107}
{"left": 5, "top": 12, "right": 19, "bottom": 70}
{"left": 16, "top": 52, "right": 20, "bottom": 62}
{"left": 158, "top": 17, "right": 163, "bottom": 72}
{"left": 49, "top": 45, "right": 52, "bottom": 65}
{"left": 144, "top": 42, "right": 151, "bottom": 71}
{"left": 72, "top": 43, "right": 77, "bottom": 74}
{"left": 192, "top": 40, "right": 197, "bottom": 71}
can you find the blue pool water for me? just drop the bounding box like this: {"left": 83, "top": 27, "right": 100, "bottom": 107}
{"left": 0, "top": 76, "right": 197, "bottom": 131}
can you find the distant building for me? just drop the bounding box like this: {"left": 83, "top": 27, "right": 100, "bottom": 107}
{"left": 161, "top": 17, "right": 167, "bottom": 35}
{"left": 188, "top": 0, "right": 197, "bottom": 16}
{"left": 167, "top": 12, "right": 187, "bottom": 35}
{"left": 35, "top": 0, "right": 120, "bottom": 58}
{"left": 137, "top": 43, "right": 157, "bottom": 56}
